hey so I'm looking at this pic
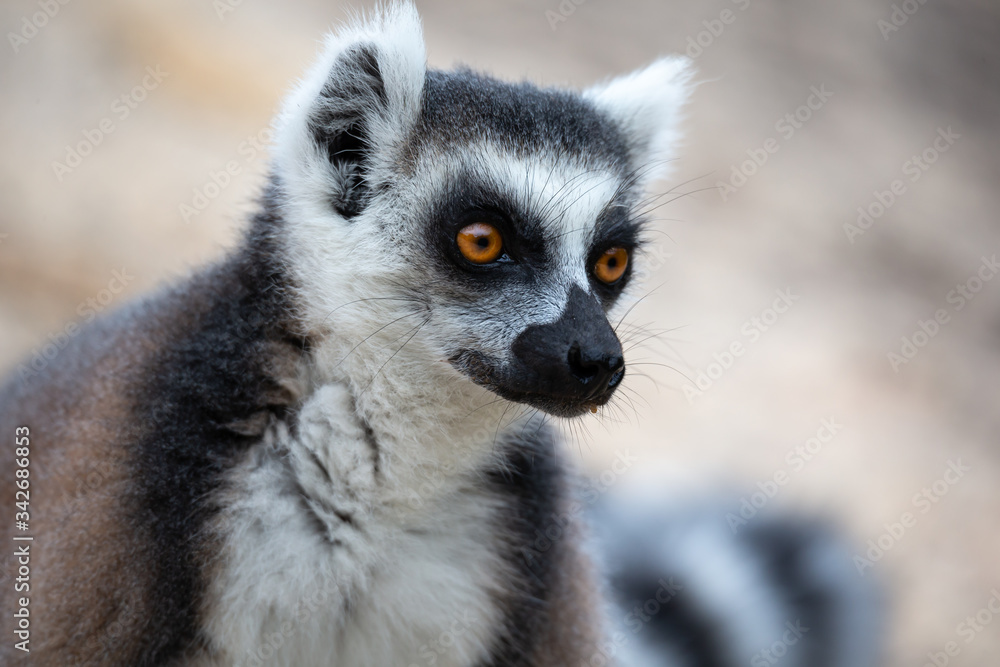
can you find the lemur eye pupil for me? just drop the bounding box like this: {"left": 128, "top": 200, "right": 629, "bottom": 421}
{"left": 594, "top": 247, "right": 629, "bottom": 285}
{"left": 457, "top": 222, "right": 504, "bottom": 265}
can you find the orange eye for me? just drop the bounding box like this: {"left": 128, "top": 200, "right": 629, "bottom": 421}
{"left": 594, "top": 247, "right": 629, "bottom": 284}
{"left": 456, "top": 223, "right": 504, "bottom": 264}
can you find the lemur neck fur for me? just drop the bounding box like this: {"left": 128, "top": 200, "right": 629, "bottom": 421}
{"left": 301, "top": 305, "right": 528, "bottom": 508}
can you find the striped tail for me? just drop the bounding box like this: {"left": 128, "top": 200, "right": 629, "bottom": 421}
{"left": 590, "top": 487, "right": 884, "bottom": 667}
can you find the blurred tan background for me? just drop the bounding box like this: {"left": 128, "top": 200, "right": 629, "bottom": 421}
{"left": 2, "top": 1, "right": 998, "bottom": 664}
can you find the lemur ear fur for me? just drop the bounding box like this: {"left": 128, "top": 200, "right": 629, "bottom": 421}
{"left": 273, "top": 2, "right": 426, "bottom": 219}
{"left": 584, "top": 56, "right": 695, "bottom": 184}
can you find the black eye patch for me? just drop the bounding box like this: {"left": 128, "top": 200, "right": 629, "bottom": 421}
{"left": 423, "top": 171, "right": 549, "bottom": 282}
{"left": 591, "top": 190, "right": 646, "bottom": 248}
{"left": 585, "top": 195, "right": 647, "bottom": 304}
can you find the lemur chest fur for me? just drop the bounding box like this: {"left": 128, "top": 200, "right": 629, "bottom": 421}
{"left": 198, "top": 383, "right": 509, "bottom": 667}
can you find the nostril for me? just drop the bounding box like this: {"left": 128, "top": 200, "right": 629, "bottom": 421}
{"left": 607, "top": 355, "right": 625, "bottom": 374}
{"left": 568, "top": 344, "right": 599, "bottom": 382}
{"left": 607, "top": 365, "right": 625, "bottom": 389}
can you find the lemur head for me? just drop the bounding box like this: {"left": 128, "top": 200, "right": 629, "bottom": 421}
{"left": 272, "top": 4, "right": 691, "bottom": 419}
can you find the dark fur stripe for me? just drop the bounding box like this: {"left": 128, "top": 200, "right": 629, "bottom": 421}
{"left": 418, "top": 68, "right": 632, "bottom": 170}
{"left": 743, "top": 522, "right": 837, "bottom": 667}
{"left": 124, "top": 184, "right": 304, "bottom": 664}
{"left": 612, "top": 568, "right": 729, "bottom": 667}
{"left": 478, "top": 426, "right": 562, "bottom": 666}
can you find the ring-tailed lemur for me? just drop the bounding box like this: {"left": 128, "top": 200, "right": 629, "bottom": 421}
{"left": 0, "top": 4, "right": 880, "bottom": 666}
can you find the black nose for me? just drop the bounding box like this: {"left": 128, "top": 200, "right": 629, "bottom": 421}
{"left": 509, "top": 285, "right": 625, "bottom": 404}
{"left": 568, "top": 344, "right": 625, "bottom": 390}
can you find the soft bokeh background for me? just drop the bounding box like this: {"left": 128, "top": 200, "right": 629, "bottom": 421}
{"left": 2, "top": 1, "right": 998, "bottom": 664}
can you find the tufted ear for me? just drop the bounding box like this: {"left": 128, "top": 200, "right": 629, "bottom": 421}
{"left": 584, "top": 57, "right": 694, "bottom": 184}
{"left": 273, "top": 3, "right": 425, "bottom": 219}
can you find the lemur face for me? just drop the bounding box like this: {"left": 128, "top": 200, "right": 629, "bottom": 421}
{"left": 273, "top": 5, "right": 691, "bottom": 418}
{"left": 406, "top": 74, "right": 645, "bottom": 417}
